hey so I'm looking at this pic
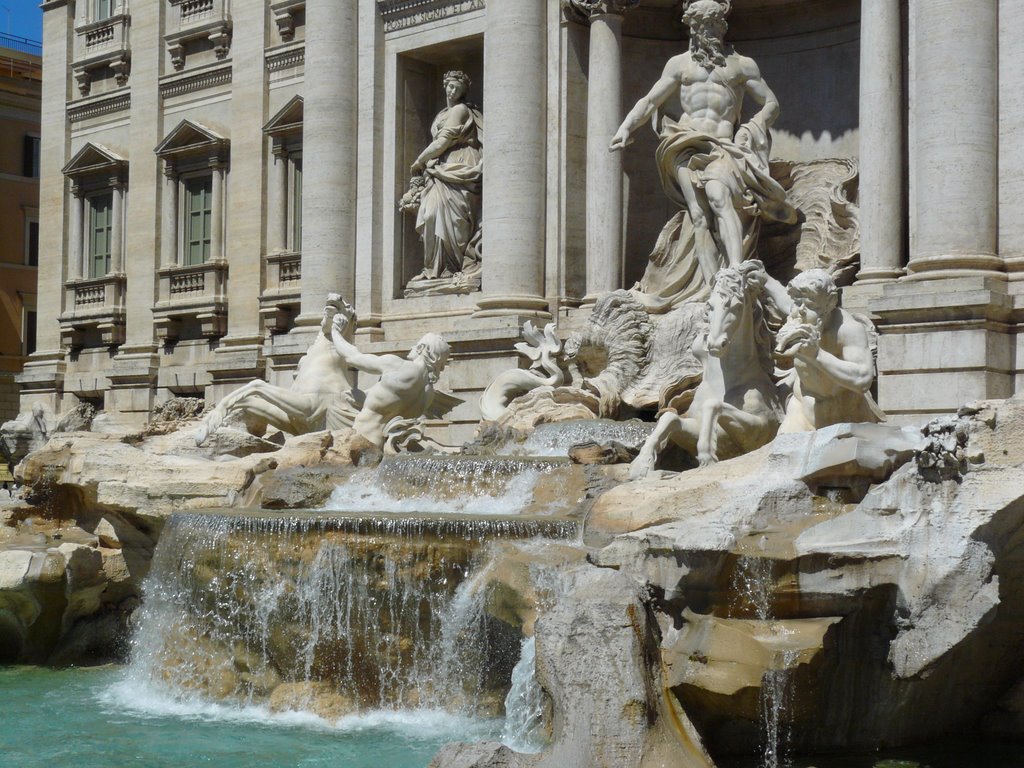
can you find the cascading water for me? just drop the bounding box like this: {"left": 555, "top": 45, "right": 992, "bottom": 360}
{"left": 322, "top": 456, "right": 581, "bottom": 517}
{"left": 503, "top": 419, "right": 655, "bottom": 457}
{"left": 118, "top": 511, "right": 576, "bottom": 724}
{"left": 499, "top": 636, "right": 545, "bottom": 753}
{"left": 732, "top": 555, "right": 793, "bottom": 768}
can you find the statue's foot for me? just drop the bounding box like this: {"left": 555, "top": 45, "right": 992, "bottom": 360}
{"left": 629, "top": 452, "right": 655, "bottom": 481}
{"left": 696, "top": 451, "right": 718, "bottom": 468}
{"left": 193, "top": 422, "right": 209, "bottom": 446}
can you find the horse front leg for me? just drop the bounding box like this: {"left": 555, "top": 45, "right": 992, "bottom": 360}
{"left": 629, "top": 411, "right": 698, "bottom": 480}
{"left": 696, "top": 398, "right": 723, "bottom": 467}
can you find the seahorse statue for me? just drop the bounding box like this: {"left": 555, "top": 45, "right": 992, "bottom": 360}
{"left": 479, "top": 322, "right": 570, "bottom": 422}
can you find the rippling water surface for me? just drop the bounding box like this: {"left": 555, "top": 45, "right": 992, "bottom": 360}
{"left": 0, "top": 665, "right": 498, "bottom": 768}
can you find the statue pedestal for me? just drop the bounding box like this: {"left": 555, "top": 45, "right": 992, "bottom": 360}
{"left": 868, "top": 275, "right": 1021, "bottom": 425}
{"left": 403, "top": 272, "right": 481, "bottom": 299}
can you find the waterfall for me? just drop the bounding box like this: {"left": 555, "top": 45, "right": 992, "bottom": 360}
{"left": 500, "top": 636, "right": 545, "bottom": 753}
{"left": 121, "top": 512, "right": 576, "bottom": 721}
{"left": 323, "top": 456, "right": 578, "bottom": 516}
{"left": 732, "top": 556, "right": 793, "bottom": 768}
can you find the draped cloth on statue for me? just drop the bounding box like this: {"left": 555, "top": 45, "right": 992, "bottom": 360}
{"left": 631, "top": 114, "right": 797, "bottom": 313}
{"left": 416, "top": 105, "right": 484, "bottom": 278}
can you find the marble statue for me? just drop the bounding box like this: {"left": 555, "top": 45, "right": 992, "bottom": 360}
{"left": 401, "top": 70, "right": 484, "bottom": 298}
{"left": 610, "top": 0, "right": 796, "bottom": 312}
{"left": 329, "top": 310, "right": 462, "bottom": 449}
{"left": 630, "top": 261, "right": 783, "bottom": 478}
{"left": 195, "top": 295, "right": 358, "bottom": 444}
{"left": 0, "top": 403, "right": 52, "bottom": 467}
{"left": 769, "top": 268, "right": 884, "bottom": 433}
{"left": 479, "top": 322, "right": 574, "bottom": 422}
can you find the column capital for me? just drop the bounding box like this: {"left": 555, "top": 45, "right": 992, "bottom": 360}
{"left": 563, "top": 0, "right": 639, "bottom": 23}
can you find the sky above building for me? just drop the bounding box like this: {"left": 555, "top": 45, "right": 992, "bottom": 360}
{"left": 2, "top": 0, "right": 42, "bottom": 43}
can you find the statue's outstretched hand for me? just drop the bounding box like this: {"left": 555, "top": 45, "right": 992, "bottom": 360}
{"left": 609, "top": 128, "right": 633, "bottom": 152}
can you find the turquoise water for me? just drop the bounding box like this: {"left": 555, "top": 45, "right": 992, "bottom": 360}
{"left": 0, "top": 665, "right": 500, "bottom": 768}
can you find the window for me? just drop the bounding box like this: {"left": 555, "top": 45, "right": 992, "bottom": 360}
{"left": 88, "top": 192, "right": 113, "bottom": 277}
{"left": 292, "top": 157, "right": 302, "bottom": 253}
{"left": 25, "top": 215, "right": 39, "bottom": 267}
{"left": 22, "top": 135, "right": 40, "bottom": 179}
{"left": 94, "top": 0, "right": 114, "bottom": 21}
{"left": 185, "top": 175, "right": 213, "bottom": 266}
{"left": 23, "top": 309, "right": 37, "bottom": 357}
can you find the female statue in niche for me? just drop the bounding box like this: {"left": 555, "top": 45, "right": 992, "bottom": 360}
{"left": 400, "top": 70, "right": 484, "bottom": 297}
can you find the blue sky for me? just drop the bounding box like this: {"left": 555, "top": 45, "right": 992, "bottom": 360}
{"left": 2, "top": 0, "right": 42, "bottom": 42}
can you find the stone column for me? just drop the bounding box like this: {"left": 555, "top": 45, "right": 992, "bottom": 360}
{"left": 271, "top": 148, "right": 288, "bottom": 253}
{"left": 907, "top": 0, "right": 999, "bottom": 276}
{"left": 475, "top": 0, "right": 549, "bottom": 317}
{"left": 298, "top": 0, "right": 358, "bottom": 321}
{"left": 110, "top": 181, "right": 124, "bottom": 273}
{"left": 210, "top": 161, "right": 225, "bottom": 262}
{"left": 999, "top": 0, "right": 1024, "bottom": 263}
{"left": 570, "top": 0, "right": 638, "bottom": 302}
{"left": 161, "top": 167, "right": 177, "bottom": 267}
{"left": 856, "top": 0, "right": 904, "bottom": 282}
{"left": 68, "top": 184, "right": 83, "bottom": 280}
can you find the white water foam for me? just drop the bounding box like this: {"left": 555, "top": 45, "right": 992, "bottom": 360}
{"left": 100, "top": 676, "right": 499, "bottom": 739}
{"left": 321, "top": 467, "right": 548, "bottom": 516}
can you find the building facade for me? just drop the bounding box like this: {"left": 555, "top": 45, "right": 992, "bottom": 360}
{"left": 22, "top": 0, "right": 1024, "bottom": 440}
{"left": 0, "top": 37, "right": 42, "bottom": 423}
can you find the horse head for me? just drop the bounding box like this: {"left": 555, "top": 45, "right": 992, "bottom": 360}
{"left": 705, "top": 261, "right": 767, "bottom": 358}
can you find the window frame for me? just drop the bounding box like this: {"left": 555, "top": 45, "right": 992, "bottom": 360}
{"left": 86, "top": 191, "right": 114, "bottom": 278}
{"left": 181, "top": 172, "right": 214, "bottom": 267}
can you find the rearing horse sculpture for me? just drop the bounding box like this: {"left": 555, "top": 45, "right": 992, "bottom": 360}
{"left": 629, "top": 261, "right": 783, "bottom": 479}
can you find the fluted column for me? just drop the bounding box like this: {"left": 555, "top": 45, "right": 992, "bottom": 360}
{"left": 907, "top": 0, "right": 999, "bottom": 276}
{"left": 298, "top": 0, "right": 358, "bottom": 321}
{"left": 110, "top": 180, "right": 124, "bottom": 273}
{"left": 570, "top": 0, "right": 638, "bottom": 302}
{"left": 856, "top": 0, "right": 904, "bottom": 282}
{"left": 161, "top": 166, "right": 178, "bottom": 267}
{"left": 475, "top": 0, "right": 549, "bottom": 317}
{"left": 69, "top": 184, "right": 84, "bottom": 281}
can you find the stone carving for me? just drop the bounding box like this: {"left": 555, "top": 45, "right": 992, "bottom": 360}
{"left": 916, "top": 414, "right": 972, "bottom": 482}
{"left": 479, "top": 322, "right": 575, "bottom": 422}
{"left": 563, "top": 0, "right": 640, "bottom": 22}
{"left": 195, "top": 294, "right": 359, "bottom": 445}
{"left": 401, "top": 70, "right": 483, "bottom": 298}
{"left": 568, "top": 290, "right": 654, "bottom": 418}
{"left": 328, "top": 309, "right": 463, "bottom": 449}
{"left": 610, "top": 0, "right": 797, "bottom": 313}
{"left": 770, "top": 268, "right": 883, "bottom": 433}
{"left": 196, "top": 294, "right": 462, "bottom": 450}
{"left": 630, "top": 261, "right": 783, "bottom": 478}
{"left": 765, "top": 158, "right": 861, "bottom": 286}
{"left": 377, "top": 0, "right": 486, "bottom": 33}
{"left": 1, "top": 403, "right": 53, "bottom": 468}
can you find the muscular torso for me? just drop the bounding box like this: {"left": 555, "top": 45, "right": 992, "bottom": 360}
{"left": 354, "top": 358, "right": 434, "bottom": 440}
{"left": 673, "top": 53, "right": 748, "bottom": 139}
{"left": 291, "top": 335, "right": 352, "bottom": 396}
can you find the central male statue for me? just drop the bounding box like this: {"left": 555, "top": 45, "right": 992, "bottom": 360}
{"left": 610, "top": 0, "right": 796, "bottom": 312}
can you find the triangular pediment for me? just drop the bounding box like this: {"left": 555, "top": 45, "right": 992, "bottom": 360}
{"left": 263, "top": 96, "right": 304, "bottom": 136}
{"left": 154, "top": 119, "right": 229, "bottom": 157}
{"left": 61, "top": 143, "right": 127, "bottom": 177}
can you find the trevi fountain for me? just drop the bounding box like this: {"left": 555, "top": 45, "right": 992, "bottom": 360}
{"left": 3, "top": 1, "right": 1024, "bottom": 767}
